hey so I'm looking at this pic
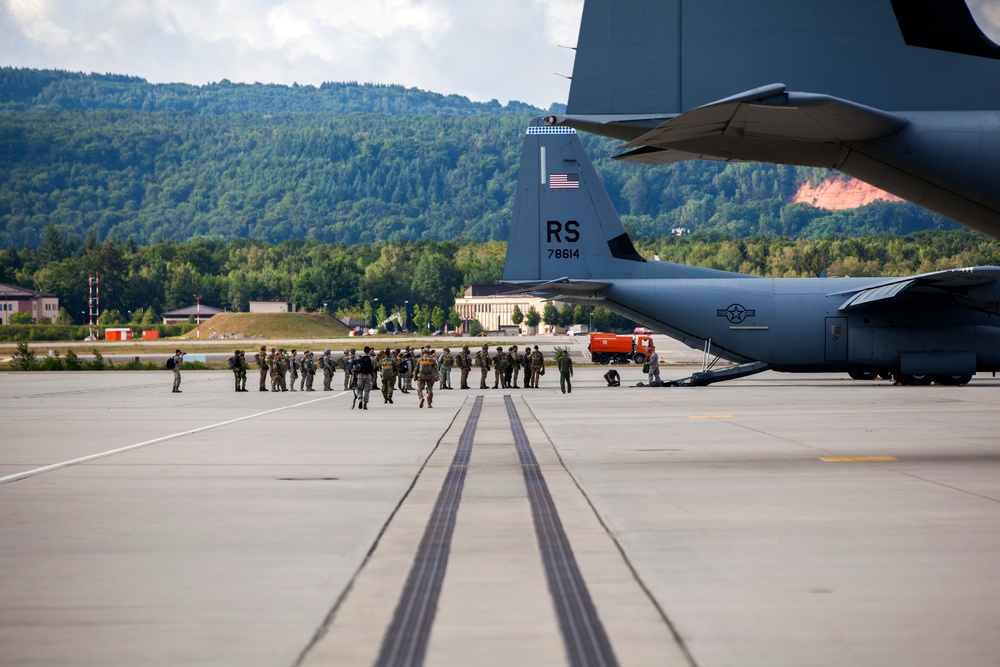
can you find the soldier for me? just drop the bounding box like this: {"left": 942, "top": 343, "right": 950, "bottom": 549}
{"left": 303, "top": 351, "right": 317, "bottom": 391}
{"left": 170, "top": 349, "right": 185, "bottom": 393}
{"left": 475, "top": 344, "right": 492, "bottom": 389}
{"left": 228, "top": 349, "right": 247, "bottom": 392}
{"left": 415, "top": 346, "right": 439, "bottom": 408}
{"left": 320, "top": 348, "right": 335, "bottom": 391}
{"left": 558, "top": 350, "right": 574, "bottom": 394}
{"left": 530, "top": 345, "right": 545, "bottom": 388}
{"left": 438, "top": 347, "right": 454, "bottom": 390}
{"left": 492, "top": 346, "right": 505, "bottom": 389}
{"left": 647, "top": 345, "right": 661, "bottom": 385}
{"left": 457, "top": 345, "right": 472, "bottom": 389}
{"left": 254, "top": 345, "right": 269, "bottom": 391}
{"left": 395, "top": 348, "right": 408, "bottom": 393}
{"left": 509, "top": 345, "right": 522, "bottom": 389}
{"left": 288, "top": 349, "right": 299, "bottom": 392}
{"left": 276, "top": 350, "right": 289, "bottom": 392}
{"left": 353, "top": 347, "right": 375, "bottom": 410}
{"left": 403, "top": 346, "right": 416, "bottom": 392}
{"left": 337, "top": 349, "right": 350, "bottom": 389}
{"left": 522, "top": 347, "right": 534, "bottom": 388}
{"left": 604, "top": 368, "right": 621, "bottom": 387}
{"left": 503, "top": 347, "right": 516, "bottom": 388}
{"left": 379, "top": 347, "right": 397, "bottom": 404}
{"left": 268, "top": 347, "right": 280, "bottom": 392}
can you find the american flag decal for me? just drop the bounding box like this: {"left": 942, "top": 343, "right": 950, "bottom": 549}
{"left": 549, "top": 173, "right": 580, "bottom": 189}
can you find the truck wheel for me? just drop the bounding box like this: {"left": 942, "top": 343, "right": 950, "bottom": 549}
{"left": 633, "top": 353, "right": 646, "bottom": 365}
{"left": 594, "top": 353, "right": 608, "bottom": 365}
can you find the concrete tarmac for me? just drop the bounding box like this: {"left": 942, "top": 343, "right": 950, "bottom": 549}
{"left": 2, "top": 363, "right": 999, "bottom": 667}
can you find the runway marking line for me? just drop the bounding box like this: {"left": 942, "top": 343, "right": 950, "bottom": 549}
{"left": 820, "top": 456, "right": 898, "bottom": 462}
{"left": 0, "top": 392, "right": 351, "bottom": 485}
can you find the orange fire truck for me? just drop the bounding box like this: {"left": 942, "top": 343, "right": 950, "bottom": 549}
{"left": 588, "top": 332, "right": 654, "bottom": 365}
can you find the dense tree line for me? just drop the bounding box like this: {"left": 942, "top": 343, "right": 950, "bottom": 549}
{"left": 2, "top": 228, "right": 996, "bottom": 328}
{"left": 0, "top": 68, "right": 960, "bottom": 250}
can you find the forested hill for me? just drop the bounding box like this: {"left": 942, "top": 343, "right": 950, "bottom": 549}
{"left": 0, "top": 67, "right": 958, "bottom": 249}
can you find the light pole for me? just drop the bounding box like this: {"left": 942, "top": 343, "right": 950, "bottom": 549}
{"left": 195, "top": 294, "right": 203, "bottom": 339}
{"left": 404, "top": 300, "right": 408, "bottom": 332}
{"left": 372, "top": 298, "right": 379, "bottom": 332}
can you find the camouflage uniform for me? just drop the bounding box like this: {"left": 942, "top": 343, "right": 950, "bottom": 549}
{"left": 268, "top": 348, "right": 280, "bottom": 391}
{"left": 457, "top": 345, "right": 472, "bottom": 389}
{"left": 510, "top": 346, "right": 522, "bottom": 388}
{"left": 288, "top": 350, "right": 299, "bottom": 392}
{"left": 303, "top": 352, "right": 316, "bottom": 391}
{"left": 170, "top": 350, "right": 184, "bottom": 393}
{"left": 438, "top": 347, "right": 454, "bottom": 389}
{"left": 340, "top": 349, "right": 353, "bottom": 390}
{"left": 403, "top": 346, "right": 416, "bottom": 392}
{"left": 254, "top": 346, "right": 269, "bottom": 391}
{"left": 378, "top": 348, "right": 397, "bottom": 404}
{"left": 529, "top": 346, "right": 545, "bottom": 388}
{"left": 415, "top": 347, "right": 439, "bottom": 408}
{"left": 320, "top": 349, "right": 335, "bottom": 390}
{"left": 475, "top": 344, "right": 492, "bottom": 389}
{"left": 228, "top": 349, "right": 247, "bottom": 392}
{"left": 353, "top": 348, "right": 375, "bottom": 410}
{"left": 492, "top": 346, "right": 505, "bottom": 388}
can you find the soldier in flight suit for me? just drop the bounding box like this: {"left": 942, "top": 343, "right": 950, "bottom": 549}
{"left": 522, "top": 348, "right": 534, "bottom": 388}
{"left": 438, "top": 347, "right": 454, "bottom": 389}
{"left": 475, "top": 344, "right": 492, "bottom": 389}
{"left": 415, "top": 347, "right": 439, "bottom": 408}
{"left": 457, "top": 345, "right": 472, "bottom": 389}
{"left": 647, "top": 345, "right": 661, "bottom": 385}
{"left": 288, "top": 349, "right": 299, "bottom": 392}
{"left": 558, "top": 351, "right": 574, "bottom": 394}
{"left": 170, "top": 349, "right": 185, "bottom": 393}
{"left": 254, "top": 345, "right": 269, "bottom": 391}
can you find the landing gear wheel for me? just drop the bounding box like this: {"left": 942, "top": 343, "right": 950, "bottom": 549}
{"left": 900, "top": 374, "right": 933, "bottom": 386}
{"left": 934, "top": 374, "right": 973, "bottom": 386}
{"left": 848, "top": 370, "right": 877, "bottom": 381}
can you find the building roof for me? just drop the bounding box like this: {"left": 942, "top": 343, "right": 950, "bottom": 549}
{"left": 162, "top": 304, "right": 225, "bottom": 317}
{"left": 0, "top": 283, "right": 56, "bottom": 299}
{"left": 463, "top": 284, "right": 520, "bottom": 297}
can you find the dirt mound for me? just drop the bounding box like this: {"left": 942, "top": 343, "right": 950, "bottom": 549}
{"left": 792, "top": 174, "right": 902, "bottom": 210}
{"left": 179, "top": 312, "right": 351, "bottom": 340}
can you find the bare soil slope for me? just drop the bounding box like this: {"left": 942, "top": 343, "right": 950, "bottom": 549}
{"left": 792, "top": 174, "right": 902, "bottom": 210}
{"left": 178, "top": 312, "right": 351, "bottom": 340}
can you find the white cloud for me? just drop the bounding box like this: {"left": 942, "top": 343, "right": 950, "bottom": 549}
{"left": 0, "top": 0, "right": 583, "bottom": 106}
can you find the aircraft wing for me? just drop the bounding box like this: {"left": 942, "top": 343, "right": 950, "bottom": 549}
{"left": 837, "top": 266, "right": 1000, "bottom": 310}
{"left": 613, "top": 85, "right": 907, "bottom": 164}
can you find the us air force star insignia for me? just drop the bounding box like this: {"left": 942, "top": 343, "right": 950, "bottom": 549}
{"left": 717, "top": 304, "right": 755, "bottom": 323}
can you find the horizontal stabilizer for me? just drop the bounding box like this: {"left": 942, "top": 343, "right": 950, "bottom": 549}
{"left": 838, "top": 266, "right": 1000, "bottom": 310}
{"left": 499, "top": 278, "right": 611, "bottom": 295}
{"left": 615, "top": 89, "right": 907, "bottom": 163}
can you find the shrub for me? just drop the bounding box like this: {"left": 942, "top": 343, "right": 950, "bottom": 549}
{"left": 11, "top": 341, "right": 38, "bottom": 370}
{"left": 64, "top": 349, "right": 82, "bottom": 370}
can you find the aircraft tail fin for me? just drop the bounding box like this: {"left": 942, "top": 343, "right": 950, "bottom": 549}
{"left": 566, "top": 0, "right": 1000, "bottom": 116}
{"left": 501, "top": 126, "right": 735, "bottom": 284}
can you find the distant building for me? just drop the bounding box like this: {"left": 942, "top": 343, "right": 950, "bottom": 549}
{"left": 249, "top": 300, "right": 295, "bottom": 313}
{"left": 162, "top": 304, "right": 224, "bottom": 325}
{"left": 0, "top": 283, "right": 59, "bottom": 325}
{"left": 455, "top": 285, "right": 566, "bottom": 334}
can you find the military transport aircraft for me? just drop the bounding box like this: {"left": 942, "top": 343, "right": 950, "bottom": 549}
{"left": 544, "top": 0, "right": 1000, "bottom": 240}
{"left": 501, "top": 127, "right": 1000, "bottom": 385}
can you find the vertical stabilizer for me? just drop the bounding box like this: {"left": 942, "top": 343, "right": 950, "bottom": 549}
{"left": 502, "top": 126, "right": 738, "bottom": 283}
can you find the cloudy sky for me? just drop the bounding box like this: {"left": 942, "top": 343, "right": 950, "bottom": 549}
{"left": 2, "top": 0, "right": 998, "bottom": 110}
{"left": 0, "top": 0, "right": 585, "bottom": 108}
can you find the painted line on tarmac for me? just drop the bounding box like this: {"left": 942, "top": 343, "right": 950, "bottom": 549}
{"left": 504, "top": 395, "right": 620, "bottom": 667}
{"left": 373, "top": 395, "right": 484, "bottom": 667}
{"left": 0, "top": 392, "right": 350, "bottom": 485}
